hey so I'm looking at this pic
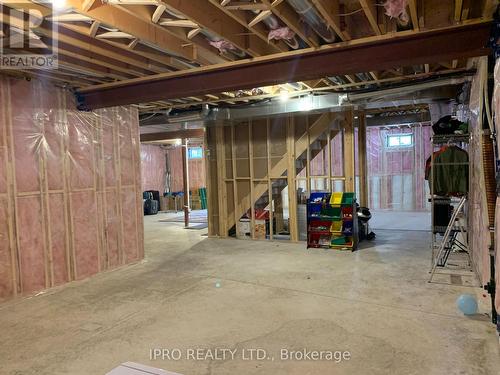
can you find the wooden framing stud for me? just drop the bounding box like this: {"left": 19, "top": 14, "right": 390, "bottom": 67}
{"left": 360, "top": 0, "right": 382, "bottom": 35}
{"left": 358, "top": 113, "right": 368, "bottom": 206}
{"left": 343, "top": 110, "right": 355, "bottom": 192}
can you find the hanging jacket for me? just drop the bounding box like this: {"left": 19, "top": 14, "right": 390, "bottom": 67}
{"left": 426, "top": 146, "right": 469, "bottom": 196}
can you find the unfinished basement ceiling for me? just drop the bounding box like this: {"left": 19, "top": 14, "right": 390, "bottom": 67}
{"left": 2, "top": 0, "right": 496, "bottom": 112}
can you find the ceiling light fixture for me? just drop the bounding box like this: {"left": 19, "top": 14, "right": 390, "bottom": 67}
{"left": 301, "top": 94, "right": 314, "bottom": 111}
{"left": 279, "top": 90, "right": 290, "bottom": 102}
{"left": 51, "top": 0, "right": 67, "bottom": 10}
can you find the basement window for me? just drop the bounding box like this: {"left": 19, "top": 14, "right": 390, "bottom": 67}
{"left": 188, "top": 147, "right": 203, "bottom": 159}
{"left": 386, "top": 134, "right": 413, "bottom": 148}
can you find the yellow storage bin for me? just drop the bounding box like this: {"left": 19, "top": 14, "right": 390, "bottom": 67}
{"left": 329, "top": 192, "right": 343, "bottom": 206}
{"left": 330, "top": 220, "right": 342, "bottom": 233}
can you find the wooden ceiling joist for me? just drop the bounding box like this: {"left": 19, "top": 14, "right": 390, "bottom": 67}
{"left": 208, "top": 0, "right": 286, "bottom": 52}
{"left": 77, "top": 22, "right": 492, "bottom": 109}
{"left": 359, "top": 0, "right": 382, "bottom": 35}
{"left": 0, "top": 0, "right": 495, "bottom": 111}
{"left": 158, "top": 0, "right": 277, "bottom": 57}
{"left": 261, "top": 0, "right": 319, "bottom": 47}
{"left": 63, "top": 0, "right": 200, "bottom": 62}
{"left": 311, "top": 0, "right": 349, "bottom": 41}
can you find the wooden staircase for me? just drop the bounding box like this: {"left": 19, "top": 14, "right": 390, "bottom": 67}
{"left": 227, "top": 112, "right": 338, "bottom": 232}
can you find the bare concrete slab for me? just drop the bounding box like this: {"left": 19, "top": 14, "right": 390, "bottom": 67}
{"left": 0, "top": 217, "right": 498, "bottom": 375}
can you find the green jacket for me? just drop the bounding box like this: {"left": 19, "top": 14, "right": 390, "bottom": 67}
{"left": 430, "top": 146, "right": 468, "bottom": 196}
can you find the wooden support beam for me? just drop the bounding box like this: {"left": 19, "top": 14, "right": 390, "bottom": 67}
{"left": 358, "top": 113, "right": 368, "bottom": 206}
{"left": 287, "top": 116, "right": 298, "bottom": 241}
{"left": 215, "top": 124, "right": 228, "bottom": 236}
{"left": 182, "top": 139, "right": 189, "bottom": 228}
{"left": 343, "top": 110, "right": 355, "bottom": 192}
{"left": 78, "top": 22, "right": 492, "bottom": 109}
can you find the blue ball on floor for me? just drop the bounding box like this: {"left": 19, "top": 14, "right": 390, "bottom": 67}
{"left": 456, "top": 294, "right": 478, "bottom": 315}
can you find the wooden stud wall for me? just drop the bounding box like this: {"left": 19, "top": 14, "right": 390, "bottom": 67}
{"left": 358, "top": 113, "right": 368, "bottom": 206}
{"left": 206, "top": 110, "right": 356, "bottom": 241}
{"left": 0, "top": 76, "right": 144, "bottom": 301}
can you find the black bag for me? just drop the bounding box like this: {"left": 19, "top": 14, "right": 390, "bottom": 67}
{"left": 144, "top": 198, "right": 159, "bottom": 215}
{"left": 145, "top": 190, "right": 160, "bottom": 202}
{"left": 432, "top": 115, "right": 463, "bottom": 135}
{"left": 143, "top": 192, "right": 159, "bottom": 215}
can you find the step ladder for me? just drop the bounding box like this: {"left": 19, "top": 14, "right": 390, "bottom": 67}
{"left": 429, "top": 196, "right": 469, "bottom": 282}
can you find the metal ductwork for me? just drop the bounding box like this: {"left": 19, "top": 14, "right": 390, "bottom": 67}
{"left": 286, "top": 0, "right": 336, "bottom": 43}
{"left": 328, "top": 76, "right": 348, "bottom": 85}
{"left": 346, "top": 77, "right": 471, "bottom": 103}
{"left": 147, "top": 104, "right": 211, "bottom": 124}
{"left": 210, "top": 94, "right": 344, "bottom": 121}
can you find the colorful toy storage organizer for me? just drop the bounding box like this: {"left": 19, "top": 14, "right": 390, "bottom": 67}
{"left": 307, "top": 192, "right": 358, "bottom": 251}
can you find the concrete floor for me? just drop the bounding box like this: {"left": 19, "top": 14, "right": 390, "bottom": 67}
{"left": 370, "top": 210, "right": 431, "bottom": 231}
{"left": 0, "top": 213, "right": 499, "bottom": 375}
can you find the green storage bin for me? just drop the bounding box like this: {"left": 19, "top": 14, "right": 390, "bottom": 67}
{"left": 321, "top": 206, "right": 341, "bottom": 219}
{"left": 341, "top": 192, "right": 355, "bottom": 206}
{"left": 331, "top": 236, "right": 348, "bottom": 245}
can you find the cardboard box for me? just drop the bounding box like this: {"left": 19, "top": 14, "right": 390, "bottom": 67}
{"left": 237, "top": 219, "right": 251, "bottom": 239}
{"left": 254, "top": 219, "right": 266, "bottom": 239}
{"left": 159, "top": 196, "right": 177, "bottom": 211}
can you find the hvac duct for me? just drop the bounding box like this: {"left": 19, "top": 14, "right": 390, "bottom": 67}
{"left": 286, "top": 0, "right": 336, "bottom": 43}
{"left": 156, "top": 105, "right": 211, "bottom": 124}
{"left": 347, "top": 77, "right": 470, "bottom": 102}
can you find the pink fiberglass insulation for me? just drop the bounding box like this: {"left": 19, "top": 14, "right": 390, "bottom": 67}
{"left": 142, "top": 145, "right": 206, "bottom": 193}
{"left": 366, "top": 125, "right": 432, "bottom": 211}
{"left": 141, "top": 144, "right": 166, "bottom": 193}
{"left": 209, "top": 40, "right": 236, "bottom": 54}
{"left": 0, "top": 76, "right": 144, "bottom": 301}
{"left": 383, "top": 0, "right": 409, "bottom": 23}
{"left": 468, "top": 58, "right": 490, "bottom": 287}
{"left": 268, "top": 27, "right": 295, "bottom": 42}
